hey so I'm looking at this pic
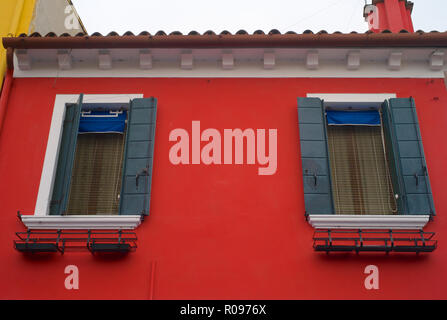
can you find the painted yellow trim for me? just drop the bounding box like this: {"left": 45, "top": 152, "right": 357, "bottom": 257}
{"left": 17, "top": 0, "right": 35, "bottom": 35}
{"left": 9, "top": 0, "right": 26, "bottom": 37}
{"left": 1, "top": 0, "right": 36, "bottom": 89}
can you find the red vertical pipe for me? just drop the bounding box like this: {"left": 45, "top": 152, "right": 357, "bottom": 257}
{"left": 0, "top": 69, "right": 14, "bottom": 136}
{"left": 148, "top": 261, "right": 156, "bottom": 300}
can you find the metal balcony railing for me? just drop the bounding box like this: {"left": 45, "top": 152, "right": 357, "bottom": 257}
{"left": 313, "top": 229, "right": 436, "bottom": 254}
{"left": 14, "top": 229, "right": 137, "bottom": 254}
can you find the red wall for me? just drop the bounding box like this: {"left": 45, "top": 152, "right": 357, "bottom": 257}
{"left": 0, "top": 77, "right": 446, "bottom": 299}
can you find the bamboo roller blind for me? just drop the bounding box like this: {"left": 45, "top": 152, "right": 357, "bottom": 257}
{"left": 66, "top": 133, "right": 125, "bottom": 215}
{"left": 327, "top": 125, "right": 397, "bottom": 215}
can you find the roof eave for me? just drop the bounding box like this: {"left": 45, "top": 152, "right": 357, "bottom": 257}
{"left": 4, "top": 32, "right": 447, "bottom": 50}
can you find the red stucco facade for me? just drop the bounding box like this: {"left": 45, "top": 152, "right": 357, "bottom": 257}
{"left": 0, "top": 77, "right": 446, "bottom": 299}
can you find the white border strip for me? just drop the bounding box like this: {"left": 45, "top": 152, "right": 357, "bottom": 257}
{"left": 13, "top": 49, "right": 447, "bottom": 79}
{"left": 34, "top": 94, "right": 143, "bottom": 221}
{"left": 307, "top": 93, "right": 397, "bottom": 103}
{"left": 308, "top": 215, "right": 430, "bottom": 230}
{"left": 13, "top": 63, "right": 446, "bottom": 78}
{"left": 21, "top": 215, "right": 143, "bottom": 230}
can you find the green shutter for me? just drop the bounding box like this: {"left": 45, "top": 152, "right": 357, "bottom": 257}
{"left": 298, "top": 97, "right": 334, "bottom": 215}
{"left": 382, "top": 98, "right": 435, "bottom": 215}
{"left": 119, "top": 98, "right": 157, "bottom": 215}
{"left": 381, "top": 100, "right": 406, "bottom": 215}
{"left": 49, "top": 94, "right": 83, "bottom": 215}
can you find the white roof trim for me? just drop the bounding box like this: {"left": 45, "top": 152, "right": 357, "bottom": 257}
{"left": 307, "top": 93, "right": 396, "bottom": 103}
{"left": 306, "top": 93, "right": 397, "bottom": 109}
{"left": 308, "top": 215, "right": 430, "bottom": 230}
{"left": 20, "top": 215, "right": 143, "bottom": 230}
{"left": 12, "top": 47, "right": 447, "bottom": 78}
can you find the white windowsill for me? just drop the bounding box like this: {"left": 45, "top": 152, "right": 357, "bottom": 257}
{"left": 307, "top": 215, "right": 430, "bottom": 230}
{"left": 20, "top": 215, "right": 143, "bottom": 230}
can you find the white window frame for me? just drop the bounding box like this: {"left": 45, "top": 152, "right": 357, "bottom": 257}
{"left": 22, "top": 94, "right": 144, "bottom": 229}
{"left": 305, "top": 93, "right": 430, "bottom": 230}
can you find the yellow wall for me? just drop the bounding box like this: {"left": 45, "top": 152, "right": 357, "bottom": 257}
{"left": 0, "top": 0, "right": 36, "bottom": 89}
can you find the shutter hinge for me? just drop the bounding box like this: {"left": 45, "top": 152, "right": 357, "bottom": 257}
{"left": 136, "top": 167, "right": 149, "bottom": 190}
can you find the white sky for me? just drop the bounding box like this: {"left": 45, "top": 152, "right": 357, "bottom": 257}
{"left": 72, "top": 0, "right": 447, "bottom": 35}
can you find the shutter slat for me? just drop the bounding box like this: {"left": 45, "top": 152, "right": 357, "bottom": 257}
{"left": 49, "top": 94, "right": 83, "bottom": 215}
{"left": 298, "top": 97, "right": 334, "bottom": 215}
{"left": 119, "top": 98, "right": 157, "bottom": 215}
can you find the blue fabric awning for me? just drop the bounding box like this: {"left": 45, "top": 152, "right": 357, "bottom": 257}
{"left": 326, "top": 110, "right": 381, "bottom": 126}
{"left": 79, "top": 110, "right": 127, "bottom": 133}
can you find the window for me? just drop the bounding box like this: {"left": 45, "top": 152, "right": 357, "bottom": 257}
{"left": 298, "top": 96, "right": 435, "bottom": 222}
{"left": 48, "top": 94, "right": 157, "bottom": 216}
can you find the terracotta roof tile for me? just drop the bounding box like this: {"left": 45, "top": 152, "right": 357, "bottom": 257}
{"left": 268, "top": 29, "right": 281, "bottom": 35}
{"left": 13, "top": 29, "right": 447, "bottom": 38}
